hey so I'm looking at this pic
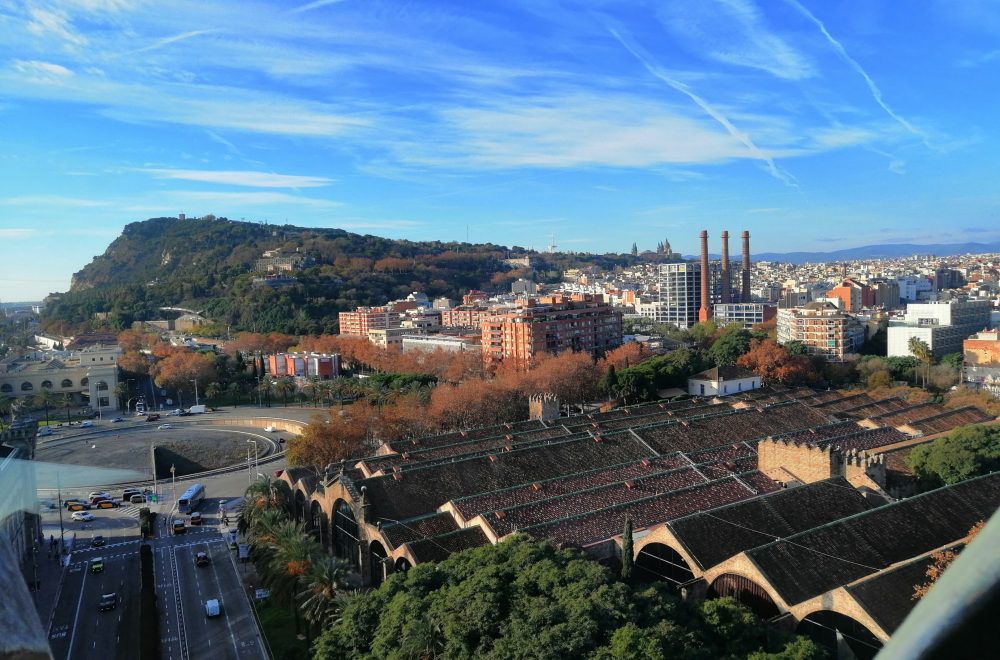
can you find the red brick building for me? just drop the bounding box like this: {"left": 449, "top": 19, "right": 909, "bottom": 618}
{"left": 481, "top": 294, "right": 622, "bottom": 367}
{"left": 825, "top": 278, "right": 874, "bottom": 312}
{"left": 338, "top": 306, "right": 401, "bottom": 336}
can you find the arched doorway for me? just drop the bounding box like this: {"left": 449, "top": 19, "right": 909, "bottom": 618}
{"left": 708, "top": 573, "right": 780, "bottom": 619}
{"left": 797, "top": 611, "right": 883, "bottom": 660}
{"left": 309, "top": 501, "right": 326, "bottom": 547}
{"left": 333, "top": 499, "right": 360, "bottom": 568}
{"left": 294, "top": 491, "right": 306, "bottom": 525}
{"left": 395, "top": 557, "right": 412, "bottom": 573}
{"left": 634, "top": 543, "right": 695, "bottom": 585}
{"left": 370, "top": 541, "right": 389, "bottom": 587}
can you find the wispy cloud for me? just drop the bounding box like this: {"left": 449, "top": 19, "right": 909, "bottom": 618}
{"left": 658, "top": 0, "right": 815, "bottom": 80}
{"left": 0, "top": 228, "right": 37, "bottom": 239}
{"left": 130, "top": 29, "right": 221, "bottom": 54}
{"left": 169, "top": 190, "right": 341, "bottom": 207}
{"left": 291, "top": 0, "right": 350, "bottom": 14}
{"left": 0, "top": 195, "right": 108, "bottom": 207}
{"left": 610, "top": 29, "right": 798, "bottom": 187}
{"left": 12, "top": 60, "right": 73, "bottom": 84}
{"left": 26, "top": 8, "right": 87, "bottom": 46}
{"left": 140, "top": 168, "right": 334, "bottom": 188}
{"left": 782, "top": 0, "right": 931, "bottom": 148}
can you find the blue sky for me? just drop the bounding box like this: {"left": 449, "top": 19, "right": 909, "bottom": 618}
{"left": 1, "top": 0, "right": 998, "bottom": 301}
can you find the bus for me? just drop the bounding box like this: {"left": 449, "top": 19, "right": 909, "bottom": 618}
{"left": 178, "top": 483, "right": 206, "bottom": 514}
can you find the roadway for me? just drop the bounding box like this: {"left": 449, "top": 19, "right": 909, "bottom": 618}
{"left": 42, "top": 461, "right": 280, "bottom": 660}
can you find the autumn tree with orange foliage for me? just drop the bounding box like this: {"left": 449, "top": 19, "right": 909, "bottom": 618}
{"left": 226, "top": 331, "right": 296, "bottom": 356}
{"left": 736, "top": 339, "right": 817, "bottom": 386}
{"left": 512, "top": 352, "right": 601, "bottom": 413}
{"left": 600, "top": 343, "right": 651, "bottom": 371}
{"left": 428, "top": 380, "right": 527, "bottom": 432}
{"left": 287, "top": 407, "right": 379, "bottom": 468}
{"left": 913, "top": 520, "right": 984, "bottom": 600}
{"left": 151, "top": 350, "right": 218, "bottom": 393}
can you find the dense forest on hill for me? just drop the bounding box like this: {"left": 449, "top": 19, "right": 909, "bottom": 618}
{"left": 42, "top": 216, "right": 676, "bottom": 335}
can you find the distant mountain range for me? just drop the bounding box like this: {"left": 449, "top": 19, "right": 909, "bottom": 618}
{"left": 687, "top": 241, "right": 1000, "bottom": 264}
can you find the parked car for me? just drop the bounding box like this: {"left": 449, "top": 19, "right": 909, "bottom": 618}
{"left": 38, "top": 427, "right": 53, "bottom": 437}
{"left": 91, "top": 535, "right": 105, "bottom": 547}
{"left": 64, "top": 498, "right": 87, "bottom": 508}
{"left": 130, "top": 494, "right": 147, "bottom": 504}
{"left": 98, "top": 593, "right": 118, "bottom": 612}
{"left": 96, "top": 500, "right": 119, "bottom": 509}
{"left": 112, "top": 417, "right": 125, "bottom": 423}
{"left": 204, "top": 598, "right": 221, "bottom": 617}
{"left": 67, "top": 503, "right": 92, "bottom": 512}
{"left": 90, "top": 557, "right": 104, "bottom": 573}
{"left": 195, "top": 552, "right": 210, "bottom": 567}
{"left": 89, "top": 491, "right": 112, "bottom": 500}
{"left": 122, "top": 489, "right": 142, "bottom": 502}
{"left": 158, "top": 424, "right": 173, "bottom": 430}
{"left": 145, "top": 414, "right": 161, "bottom": 422}
{"left": 90, "top": 496, "right": 112, "bottom": 505}
{"left": 80, "top": 421, "right": 94, "bottom": 428}
{"left": 72, "top": 511, "right": 94, "bottom": 522}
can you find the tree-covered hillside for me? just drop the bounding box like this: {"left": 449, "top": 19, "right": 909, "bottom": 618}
{"left": 42, "top": 216, "right": 678, "bottom": 335}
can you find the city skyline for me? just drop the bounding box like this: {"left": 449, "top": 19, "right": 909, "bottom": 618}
{"left": 2, "top": 0, "right": 999, "bottom": 300}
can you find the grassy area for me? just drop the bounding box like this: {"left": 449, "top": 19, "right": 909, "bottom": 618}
{"left": 255, "top": 600, "right": 312, "bottom": 660}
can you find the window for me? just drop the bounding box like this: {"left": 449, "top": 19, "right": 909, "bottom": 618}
{"left": 80, "top": 378, "right": 89, "bottom": 387}
{"left": 21, "top": 382, "right": 33, "bottom": 392}
{"left": 98, "top": 397, "right": 110, "bottom": 407}
{"left": 0, "top": 384, "right": 11, "bottom": 393}
{"left": 96, "top": 381, "right": 108, "bottom": 391}
{"left": 41, "top": 380, "right": 53, "bottom": 389}
{"left": 61, "top": 379, "right": 73, "bottom": 388}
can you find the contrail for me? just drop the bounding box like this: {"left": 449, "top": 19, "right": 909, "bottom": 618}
{"left": 610, "top": 28, "right": 798, "bottom": 188}
{"left": 783, "top": 0, "right": 931, "bottom": 148}
{"left": 131, "top": 29, "right": 221, "bottom": 54}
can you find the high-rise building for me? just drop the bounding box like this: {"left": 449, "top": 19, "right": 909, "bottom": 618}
{"left": 777, "top": 301, "right": 866, "bottom": 361}
{"left": 481, "top": 295, "right": 622, "bottom": 366}
{"left": 713, "top": 303, "right": 776, "bottom": 328}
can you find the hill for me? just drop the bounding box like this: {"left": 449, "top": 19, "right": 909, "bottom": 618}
{"left": 751, "top": 241, "right": 1000, "bottom": 263}
{"left": 42, "top": 216, "right": 668, "bottom": 335}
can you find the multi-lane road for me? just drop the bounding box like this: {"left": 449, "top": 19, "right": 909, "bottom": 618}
{"left": 41, "top": 468, "right": 276, "bottom": 659}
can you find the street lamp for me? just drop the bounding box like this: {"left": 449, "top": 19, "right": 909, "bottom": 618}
{"left": 247, "top": 446, "right": 253, "bottom": 485}
{"left": 170, "top": 464, "right": 176, "bottom": 513}
{"left": 190, "top": 379, "right": 199, "bottom": 406}
{"left": 247, "top": 439, "right": 259, "bottom": 480}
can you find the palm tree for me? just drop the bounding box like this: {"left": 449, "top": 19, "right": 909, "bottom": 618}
{"left": 275, "top": 377, "right": 295, "bottom": 407}
{"left": 33, "top": 388, "right": 56, "bottom": 426}
{"left": 908, "top": 337, "right": 934, "bottom": 388}
{"left": 59, "top": 392, "right": 74, "bottom": 424}
{"left": 204, "top": 382, "right": 221, "bottom": 406}
{"left": 0, "top": 397, "right": 12, "bottom": 432}
{"left": 298, "top": 555, "right": 352, "bottom": 628}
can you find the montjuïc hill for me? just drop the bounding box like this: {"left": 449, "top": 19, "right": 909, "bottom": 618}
{"left": 42, "top": 216, "right": 679, "bottom": 336}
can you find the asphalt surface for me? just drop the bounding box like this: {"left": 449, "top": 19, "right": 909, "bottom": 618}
{"left": 36, "top": 411, "right": 286, "bottom": 660}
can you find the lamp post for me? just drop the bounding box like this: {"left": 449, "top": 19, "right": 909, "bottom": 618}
{"left": 191, "top": 379, "right": 199, "bottom": 406}
{"left": 247, "top": 447, "right": 253, "bottom": 485}
{"left": 151, "top": 443, "right": 158, "bottom": 499}
{"left": 170, "top": 464, "right": 176, "bottom": 513}
{"left": 247, "top": 439, "right": 259, "bottom": 480}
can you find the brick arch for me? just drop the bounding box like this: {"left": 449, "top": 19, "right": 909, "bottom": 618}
{"left": 796, "top": 610, "right": 883, "bottom": 660}
{"left": 294, "top": 490, "right": 307, "bottom": 525}
{"left": 707, "top": 572, "right": 780, "bottom": 619}
{"left": 369, "top": 540, "right": 389, "bottom": 587}
{"left": 634, "top": 542, "right": 695, "bottom": 585}
{"left": 333, "top": 498, "right": 360, "bottom": 568}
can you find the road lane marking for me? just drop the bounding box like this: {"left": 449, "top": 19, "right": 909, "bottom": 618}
{"left": 65, "top": 553, "right": 89, "bottom": 660}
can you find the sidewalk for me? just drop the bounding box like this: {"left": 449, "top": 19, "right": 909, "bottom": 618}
{"left": 25, "top": 524, "right": 74, "bottom": 639}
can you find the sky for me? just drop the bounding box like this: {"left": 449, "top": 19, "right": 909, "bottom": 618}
{"left": 1, "top": 0, "right": 999, "bottom": 301}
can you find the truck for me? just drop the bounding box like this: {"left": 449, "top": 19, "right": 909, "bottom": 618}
{"left": 188, "top": 404, "right": 207, "bottom": 414}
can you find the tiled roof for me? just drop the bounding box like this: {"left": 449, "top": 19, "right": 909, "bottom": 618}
{"left": 689, "top": 366, "right": 759, "bottom": 381}
{"left": 846, "top": 550, "right": 954, "bottom": 634}
{"left": 746, "top": 472, "right": 1000, "bottom": 606}
{"left": 379, "top": 511, "right": 460, "bottom": 549}
{"left": 405, "top": 526, "right": 492, "bottom": 563}
{"left": 906, "top": 407, "right": 993, "bottom": 435}
{"left": 523, "top": 473, "right": 781, "bottom": 548}
{"left": 668, "top": 477, "right": 871, "bottom": 570}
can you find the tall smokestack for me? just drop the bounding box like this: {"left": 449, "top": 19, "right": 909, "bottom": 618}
{"left": 699, "top": 230, "right": 711, "bottom": 322}
{"left": 741, "top": 230, "right": 751, "bottom": 302}
{"left": 720, "top": 231, "right": 731, "bottom": 304}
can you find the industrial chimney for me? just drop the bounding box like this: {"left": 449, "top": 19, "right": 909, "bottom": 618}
{"left": 741, "top": 230, "right": 751, "bottom": 302}
{"left": 720, "top": 231, "right": 731, "bottom": 304}
{"left": 699, "top": 230, "right": 711, "bottom": 322}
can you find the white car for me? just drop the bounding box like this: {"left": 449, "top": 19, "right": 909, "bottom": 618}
{"left": 204, "top": 598, "right": 221, "bottom": 617}
{"left": 80, "top": 421, "right": 94, "bottom": 428}
{"left": 158, "top": 424, "right": 173, "bottom": 430}
{"left": 72, "top": 511, "right": 94, "bottom": 522}
{"left": 89, "top": 491, "right": 112, "bottom": 500}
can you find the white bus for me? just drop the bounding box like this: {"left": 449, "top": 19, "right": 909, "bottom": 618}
{"left": 178, "top": 483, "right": 206, "bottom": 514}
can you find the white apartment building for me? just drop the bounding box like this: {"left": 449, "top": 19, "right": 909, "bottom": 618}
{"left": 887, "top": 299, "right": 992, "bottom": 358}
{"left": 777, "top": 302, "right": 866, "bottom": 362}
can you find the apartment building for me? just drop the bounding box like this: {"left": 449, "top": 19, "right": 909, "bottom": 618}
{"left": 713, "top": 303, "right": 776, "bottom": 329}
{"left": 338, "top": 306, "right": 401, "bottom": 336}
{"left": 825, "top": 279, "right": 873, "bottom": 312}
{"left": 887, "top": 299, "right": 992, "bottom": 358}
{"left": 963, "top": 329, "right": 1000, "bottom": 396}
{"left": 267, "top": 352, "right": 341, "bottom": 379}
{"left": 440, "top": 306, "right": 494, "bottom": 329}
{"left": 777, "top": 301, "right": 866, "bottom": 361}
{"left": 481, "top": 295, "right": 622, "bottom": 366}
